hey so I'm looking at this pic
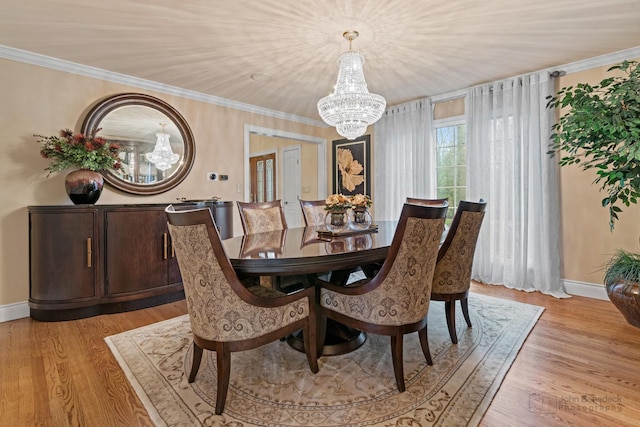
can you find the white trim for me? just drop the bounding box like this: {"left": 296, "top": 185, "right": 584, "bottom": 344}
{"left": 562, "top": 279, "right": 609, "bottom": 301}
{"left": 433, "top": 114, "right": 465, "bottom": 127}
{"left": 559, "top": 45, "right": 640, "bottom": 75}
{"left": 0, "top": 301, "right": 30, "bottom": 323}
{"left": 0, "top": 45, "right": 326, "bottom": 127}
{"left": 423, "top": 45, "right": 640, "bottom": 104}
{"left": 243, "top": 125, "right": 327, "bottom": 202}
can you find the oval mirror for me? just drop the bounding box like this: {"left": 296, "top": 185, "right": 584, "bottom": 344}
{"left": 81, "top": 93, "right": 195, "bottom": 195}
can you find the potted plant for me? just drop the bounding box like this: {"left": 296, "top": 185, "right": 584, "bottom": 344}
{"left": 547, "top": 60, "right": 640, "bottom": 328}
{"left": 35, "top": 128, "right": 123, "bottom": 204}
{"left": 603, "top": 250, "right": 640, "bottom": 328}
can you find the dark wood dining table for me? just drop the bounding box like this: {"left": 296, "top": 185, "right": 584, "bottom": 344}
{"left": 221, "top": 221, "right": 398, "bottom": 355}
{"left": 221, "top": 221, "right": 397, "bottom": 277}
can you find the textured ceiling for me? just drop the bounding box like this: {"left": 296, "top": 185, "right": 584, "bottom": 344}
{"left": 1, "top": 0, "right": 640, "bottom": 121}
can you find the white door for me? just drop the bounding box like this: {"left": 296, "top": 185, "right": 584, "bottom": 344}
{"left": 282, "top": 146, "right": 302, "bottom": 227}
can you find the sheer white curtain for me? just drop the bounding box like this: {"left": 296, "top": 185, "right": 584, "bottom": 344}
{"left": 466, "top": 72, "right": 568, "bottom": 297}
{"left": 373, "top": 99, "right": 435, "bottom": 221}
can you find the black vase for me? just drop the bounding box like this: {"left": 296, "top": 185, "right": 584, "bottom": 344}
{"left": 65, "top": 169, "right": 104, "bottom": 205}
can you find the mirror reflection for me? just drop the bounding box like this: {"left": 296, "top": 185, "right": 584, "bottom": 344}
{"left": 100, "top": 106, "right": 184, "bottom": 185}
{"left": 81, "top": 93, "right": 195, "bottom": 195}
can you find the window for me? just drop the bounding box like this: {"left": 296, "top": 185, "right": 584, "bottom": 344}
{"left": 435, "top": 120, "right": 466, "bottom": 222}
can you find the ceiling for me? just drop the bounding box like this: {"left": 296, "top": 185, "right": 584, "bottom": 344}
{"left": 2, "top": 0, "right": 640, "bottom": 122}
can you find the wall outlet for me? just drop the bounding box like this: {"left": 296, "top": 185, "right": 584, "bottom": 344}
{"left": 207, "top": 172, "right": 217, "bottom": 181}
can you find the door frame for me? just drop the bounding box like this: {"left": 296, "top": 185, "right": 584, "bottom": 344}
{"left": 281, "top": 145, "right": 302, "bottom": 227}
{"left": 243, "top": 125, "right": 327, "bottom": 202}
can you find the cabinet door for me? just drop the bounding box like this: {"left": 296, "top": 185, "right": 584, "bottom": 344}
{"left": 105, "top": 209, "right": 172, "bottom": 295}
{"left": 30, "top": 211, "right": 96, "bottom": 301}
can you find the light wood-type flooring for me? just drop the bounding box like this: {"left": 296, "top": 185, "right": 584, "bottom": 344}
{"left": 1, "top": 282, "right": 639, "bottom": 426}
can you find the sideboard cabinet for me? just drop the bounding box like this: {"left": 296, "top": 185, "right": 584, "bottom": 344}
{"left": 28, "top": 201, "right": 233, "bottom": 321}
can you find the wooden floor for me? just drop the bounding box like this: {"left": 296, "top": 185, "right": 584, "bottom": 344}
{"left": 1, "top": 283, "right": 639, "bottom": 426}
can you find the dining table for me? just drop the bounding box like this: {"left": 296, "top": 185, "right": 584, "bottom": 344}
{"left": 221, "top": 221, "right": 398, "bottom": 355}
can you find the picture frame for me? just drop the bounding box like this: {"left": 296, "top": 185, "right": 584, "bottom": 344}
{"left": 332, "top": 135, "right": 371, "bottom": 197}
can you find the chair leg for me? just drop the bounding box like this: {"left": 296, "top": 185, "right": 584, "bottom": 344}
{"left": 391, "top": 333, "right": 406, "bottom": 392}
{"left": 188, "top": 342, "right": 203, "bottom": 382}
{"left": 303, "top": 318, "right": 319, "bottom": 373}
{"left": 314, "top": 312, "right": 329, "bottom": 359}
{"left": 444, "top": 300, "right": 458, "bottom": 344}
{"left": 215, "top": 344, "right": 231, "bottom": 415}
{"left": 418, "top": 325, "right": 433, "bottom": 365}
{"left": 461, "top": 297, "right": 472, "bottom": 328}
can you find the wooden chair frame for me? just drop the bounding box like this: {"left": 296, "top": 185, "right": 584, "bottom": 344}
{"left": 317, "top": 203, "right": 447, "bottom": 392}
{"left": 430, "top": 199, "right": 486, "bottom": 344}
{"left": 165, "top": 206, "right": 318, "bottom": 414}
{"left": 299, "top": 199, "right": 327, "bottom": 227}
{"left": 237, "top": 200, "right": 288, "bottom": 234}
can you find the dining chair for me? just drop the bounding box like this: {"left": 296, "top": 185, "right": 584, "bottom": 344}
{"left": 430, "top": 199, "right": 486, "bottom": 344}
{"left": 237, "top": 200, "right": 288, "bottom": 234}
{"left": 299, "top": 199, "right": 328, "bottom": 226}
{"left": 317, "top": 203, "right": 447, "bottom": 392}
{"left": 406, "top": 197, "right": 449, "bottom": 206}
{"left": 165, "top": 205, "right": 318, "bottom": 414}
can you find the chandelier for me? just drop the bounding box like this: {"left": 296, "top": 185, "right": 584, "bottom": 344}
{"left": 317, "top": 31, "right": 386, "bottom": 140}
{"left": 145, "top": 123, "right": 180, "bottom": 171}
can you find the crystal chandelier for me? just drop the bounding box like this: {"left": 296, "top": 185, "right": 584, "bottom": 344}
{"left": 145, "top": 123, "right": 180, "bottom": 171}
{"left": 317, "top": 31, "right": 386, "bottom": 140}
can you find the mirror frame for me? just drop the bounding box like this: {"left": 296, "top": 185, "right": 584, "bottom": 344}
{"left": 81, "top": 93, "right": 195, "bottom": 195}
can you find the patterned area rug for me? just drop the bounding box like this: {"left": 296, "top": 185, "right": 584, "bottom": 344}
{"left": 105, "top": 293, "right": 543, "bottom": 426}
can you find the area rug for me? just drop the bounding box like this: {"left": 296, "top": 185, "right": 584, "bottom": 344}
{"left": 105, "top": 293, "right": 543, "bottom": 426}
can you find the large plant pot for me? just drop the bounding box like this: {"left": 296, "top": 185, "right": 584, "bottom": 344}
{"left": 606, "top": 281, "right": 640, "bottom": 329}
{"left": 65, "top": 169, "right": 104, "bottom": 205}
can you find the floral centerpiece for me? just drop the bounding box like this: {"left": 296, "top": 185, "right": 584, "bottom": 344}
{"left": 36, "top": 128, "right": 123, "bottom": 173}
{"left": 350, "top": 194, "right": 372, "bottom": 210}
{"left": 35, "top": 128, "right": 123, "bottom": 205}
{"left": 350, "top": 194, "right": 372, "bottom": 225}
{"left": 324, "top": 193, "right": 353, "bottom": 212}
{"left": 324, "top": 194, "right": 352, "bottom": 230}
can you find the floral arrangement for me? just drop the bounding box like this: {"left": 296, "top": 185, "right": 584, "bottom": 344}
{"left": 350, "top": 194, "right": 372, "bottom": 209}
{"left": 35, "top": 128, "right": 123, "bottom": 173}
{"left": 325, "top": 194, "right": 352, "bottom": 212}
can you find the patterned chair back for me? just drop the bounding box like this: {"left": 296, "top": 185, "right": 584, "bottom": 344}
{"left": 431, "top": 200, "right": 487, "bottom": 295}
{"left": 237, "top": 200, "right": 287, "bottom": 234}
{"left": 300, "top": 199, "right": 327, "bottom": 226}
{"left": 321, "top": 203, "right": 447, "bottom": 326}
{"left": 166, "top": 206, "right": 308, "bottom": 342}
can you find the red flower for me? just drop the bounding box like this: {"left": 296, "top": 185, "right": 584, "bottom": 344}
{"left": 84, "top": 142, "right": 95, "bottom": 151}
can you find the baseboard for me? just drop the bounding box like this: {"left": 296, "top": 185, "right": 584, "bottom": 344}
{"left": 563, "top": 279, "right": 609, "bottom": 301}
{"left": 0, "top": 301, "right": 30, "bottom": 323}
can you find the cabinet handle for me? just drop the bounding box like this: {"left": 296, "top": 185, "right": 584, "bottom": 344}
{"left": 87, "top": 237, "right": 92, "bottom": 268}
{"left": 171, "top": 240, "right": 175, "bottom": 258}
{"left": 163, "top": 233, "right": 168, "bottom": 260}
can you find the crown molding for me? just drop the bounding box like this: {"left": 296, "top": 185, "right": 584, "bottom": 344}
{"left": 557, "top": 45, "right": 640, "bottom": 75}
{"left": 0, "top": 45, "right": 326, "bottom": 127}
{"left": 426, "top": 45, "right": 640, "bottom": 104}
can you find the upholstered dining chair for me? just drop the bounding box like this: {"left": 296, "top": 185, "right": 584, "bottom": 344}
{"left": 318, "top": 203, "right": 447, "bottom": 392}
{"left": 406, "top": 197, "right": 449, "bottom": 206}
{"left": 430, "top": 199, "right": 486, "bottom": 344}
{"left": 237, "top": 200, "right": 288, "bottom": 234}
{"left": 165, "top": 205, "right": 318, "bottom": 415}
{"left": 300, "top": 199, "right": 328, "bottom": 226}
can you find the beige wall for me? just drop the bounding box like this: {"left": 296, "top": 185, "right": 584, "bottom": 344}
{"left": 4, "top": 53, "right": 635, "bottom": 309}
{"left": 0, "top": 58, "right": 341, "bottom": 306}
{"left": 556, "top": 62, "right": 640, "bottom": 285}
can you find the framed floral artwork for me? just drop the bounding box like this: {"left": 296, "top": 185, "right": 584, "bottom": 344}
{"left": 332, "top": 135, "right": 371, "bottom": 197}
